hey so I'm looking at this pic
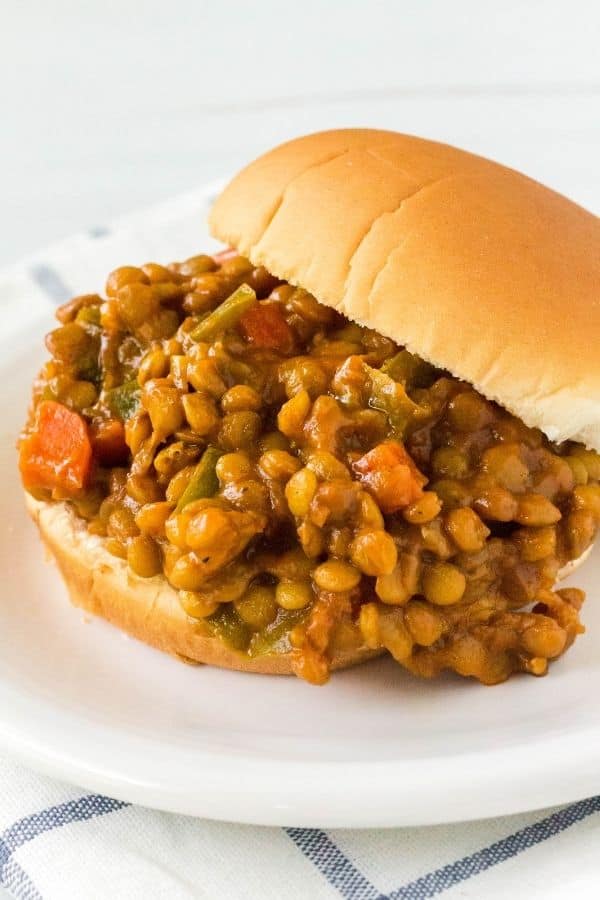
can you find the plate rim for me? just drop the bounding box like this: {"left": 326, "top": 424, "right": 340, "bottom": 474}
{"left": 0, "top": 672, "right": 599, "bottom": 827}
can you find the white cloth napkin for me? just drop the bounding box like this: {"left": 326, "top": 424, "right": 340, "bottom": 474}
{"left": 0, "top": 753, "right": 599, "bottom": 900}
{"left": 2, "top": 187, "right": 600, "bottom": 900}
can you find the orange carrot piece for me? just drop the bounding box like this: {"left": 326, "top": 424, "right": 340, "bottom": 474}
{"left": 19, "top": 400, "right": 92, "bottom": 494}
{"left": 353, "top": 441, "right": 427, "bottom": 513}
{"left": 240, "top": 302, "right": 294, "bottom": 352}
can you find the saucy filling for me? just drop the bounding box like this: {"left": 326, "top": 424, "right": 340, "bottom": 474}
{"left": 20, "top": 251, "right": 600, "bottom": 684}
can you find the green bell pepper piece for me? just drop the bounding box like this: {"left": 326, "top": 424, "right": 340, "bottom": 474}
{"left": 190, "top": 284, "right": 257, "bottom": 342}
{"left": 175, "top": 445, "right": 222, "bottom": 512}
{"left": 381, "top": 349, "right": 437, "bottom": 390}
{"left": 104, "top": 379, "right": 141, "bottom": 421}
{"left": 365, "top": 364, "right": 426, "bottom": 437}
{"left": 248, "top": 608, "right": 308, "bottom": 657}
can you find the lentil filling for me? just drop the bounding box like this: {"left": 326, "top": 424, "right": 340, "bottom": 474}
{"left": 19, "top": 251, "right": 600, "bottom": 684}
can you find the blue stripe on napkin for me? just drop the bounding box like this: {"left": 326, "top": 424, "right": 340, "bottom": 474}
{"left": 0, "top": 789, "right": 598, "bottom": 899}
{"left": 287, "top": 794, "right": 600, "bottom": 899}
{"left": 286, "top": 828, "right": 380, "bottom": 900}
{"left": 386, "top": 795, "right": 600, "bottom": 899}
{"left": 88, "top": 226, "right": 110, "bottom": 239}
{"left": 0, "top": 794, "right": 128, "bottom": 868}
{"left": 29, "top": 264, "right": 71, "bottom": 304}
{"left": 1, "top": 857, "right": 42, "bottom": 900}
{"left": 0, "top": 793, "right": 129, "bottom": 897}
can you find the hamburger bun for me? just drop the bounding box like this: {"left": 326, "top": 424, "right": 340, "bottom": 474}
{"left": 23, "top": 129, "right": 599, "bottom": 677}
{"left": 209, "top": 129, "right": 600, "bottom": 451}
{"left": 25, "top": 494, "right": 380, "bottom": 674}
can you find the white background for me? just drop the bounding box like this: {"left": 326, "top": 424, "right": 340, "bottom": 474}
{"left": 1, "top": 0, "right": 599, "bottom": 266}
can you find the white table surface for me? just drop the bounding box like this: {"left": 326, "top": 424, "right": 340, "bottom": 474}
{"left": 1, "top": 0, "right": 599, "bottom": 267}
{"left": 0, "top": 3, "right": 598, "bottom": 897}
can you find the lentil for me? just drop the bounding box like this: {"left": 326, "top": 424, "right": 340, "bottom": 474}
{"left": 423, "top": 563, "right": 467, "bottom": 606}
{"left": 276, "top": 581, "right": 314, "bottom": 610}
{"left": 313, "top": 561, "right": 361, "bottom": 592}
{"left": 235, "top": 584, "right": 278, "bottom": 628}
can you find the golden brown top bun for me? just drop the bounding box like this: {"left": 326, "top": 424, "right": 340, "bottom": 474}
{"left": 209, "top": 129, "right": 600, "bottom": 451}
{"left": 26, "top": 494, "right": 379, "bottom": 675}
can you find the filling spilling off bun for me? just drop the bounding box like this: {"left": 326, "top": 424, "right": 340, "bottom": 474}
{"left": 20, "top": 129, "right": 600, "bottom": 685}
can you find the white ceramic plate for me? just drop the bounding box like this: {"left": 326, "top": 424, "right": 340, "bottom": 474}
{"left": 2, "top": 213, "right": 600, "bottom": 829}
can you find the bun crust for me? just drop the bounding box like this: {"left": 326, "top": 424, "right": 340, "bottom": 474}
{"left": 209, "top": 129, "right": 600, "bottom": 451}
{"left": 25, "top": 494, "right": 380, "bottom": 675}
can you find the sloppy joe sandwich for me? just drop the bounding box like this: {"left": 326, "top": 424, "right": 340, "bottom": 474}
{"left": 19, "top": 129, "right": 600, "bottom": 685}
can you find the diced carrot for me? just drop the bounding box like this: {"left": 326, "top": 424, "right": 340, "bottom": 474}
{"left": 355, "top": 442, "right": 406, "bottom": 473}
{"left": 212, "top": 247, "right": 238, "bottom": 264}
{"left": 353, "top": 441, "right": 427, "bottom": 513}
{"left": 239, "top": 302, "right": 294, "bottom": 352}
{"left": 19, "top": 400, "right": 92, "bottom": 494}
{"left": 90, "top": 418, "right": 129, "bottom": 466}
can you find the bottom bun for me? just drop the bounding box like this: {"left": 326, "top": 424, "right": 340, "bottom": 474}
{"left": 25, "top": 494, "right": 380, "bottom": 676}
